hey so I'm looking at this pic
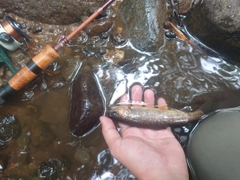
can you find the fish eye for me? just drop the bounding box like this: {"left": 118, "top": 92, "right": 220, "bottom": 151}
{"left": 109, "top": 111, "right": 118, "bottom": 117}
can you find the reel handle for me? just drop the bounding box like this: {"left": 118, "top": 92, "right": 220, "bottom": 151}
{"left": 0, "top": 45, "right": 59, "bottom": 105}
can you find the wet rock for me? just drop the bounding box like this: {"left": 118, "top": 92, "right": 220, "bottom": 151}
{"left": 83, "top": 35, "right": 108, "bottom": 57}
{"left": 0, "top": 9, "right": 4, "bottom": 19}
{"left": 0, "top": 0, "right": 106, "bottom": 25}
{"left": 69, "top": 71, "right": 104, "bottom": 137}
{"left": 91, "top": 149, "right": 118, "bottom": 178}
{"left": 0, "top": 154, "right": 8, "bottom": 173}
{"left": 0, "top": 67, "right": 4, "bottom": 78}
{"left": 177, "top": 0, "right": 201, "bottom": 14}
{"left": 30, "top": 122, "right": 55, "bottom": 148}
{"left": 0, "top": 115, "right": 21, "bottom": 143}
{"left": 39, "top": 161, "right": 56, "bottom": 179}
{"left": 100, "top": 32, "right": 109, "bottom": 40}
{"left": 0, "top": 176, "right": 30, "bottom": 180}
{"left": 172, "top": 124, "right": 195, "bottom": 147}
{"left": 185, "top": 0, "right": 240, "bottom": 64}
{"left": 83, "top": 46, "right": 97, "bottom": 58}
{"left": 0, "top": 105, "right": 39, "bottom": 128}
{"left": 83, "top": 35, "right": 109, "bottom": 58}
{"left": 66, "top": 30, "right": 88, "bottom": 46}
{"left": 165, "top": 31, "right": 176, "bottom": 39}
{"left": 103, "top": 49, "right": 125, "bottom": 65}
{"left": 60, "top": 58, "right": 82, "bottom": 84}
{"left": 111, "top": 34, "right": 126, "bottom": 46}
{"left": 17, "top": 128, "right": 31, "bottom": 151}
{"left": 97, "top": 48, "right": 107, "bottom": 57}
{"left": 27, "top": 26, "right": 43, "bottom": 34}
{"left": 97, "top": 149, "right": 114, "bottom": 170}
{"left": 38, "top": 157, "right": 69, "bottom": 179}
{"left": 85, "top": 18, "right": 113, "bottom": 37}
{"left": 118, "top": 0, "right": 168, "bottom": 52}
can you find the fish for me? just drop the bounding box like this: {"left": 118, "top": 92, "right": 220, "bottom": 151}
{"left": 107, "top": 106, "right": 204, "bottom": 128}
{"left": 109, "top": 79, "right": 127, "bottom": 105}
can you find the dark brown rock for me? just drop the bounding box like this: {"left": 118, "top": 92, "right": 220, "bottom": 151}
{"left": 85, "top": 18, "right": 113, "bottom": 37}
{"left": 0, "top": 0, "right": 105, "bottom": 25}
{"left": 69, "top": 71, "right": 104, "bottom": 137}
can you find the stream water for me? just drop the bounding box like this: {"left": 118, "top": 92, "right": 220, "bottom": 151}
{"left": 0, "top": 2, "right": 240, "bottom": 180}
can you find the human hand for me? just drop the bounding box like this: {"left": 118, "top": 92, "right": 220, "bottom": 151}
{"left": 100, "top": 85, "right": 189, "bottom": 180}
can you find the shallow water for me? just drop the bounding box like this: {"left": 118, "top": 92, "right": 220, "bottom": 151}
{"left": 0, "top": 3, "right": 240, "bottom": 180}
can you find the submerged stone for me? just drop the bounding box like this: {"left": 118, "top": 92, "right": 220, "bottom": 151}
{"left": 69, "top": 71, "right": 104, "bottom": 137}
{"left": 0, "top": 115, "right": 21, "bottom": 143}
{"left": 38, "top": 157, "right": 70, "bottom": 179}
{"left": 31, "top": 122, "right": 55, "bottom": 148}
{"left": 74, "top": 147, "right": 91, "bottom": 164}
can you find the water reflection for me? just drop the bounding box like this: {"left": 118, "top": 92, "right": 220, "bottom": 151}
{"left": 1, "top": 35, "right": 240, "bottom": 179}
{"left": 96, "top": 39, "right": 240, "bottom": 107}
{"left": 41, "top": 37, "right": 240, "bottom": 179}
{"left": 90, "top": 149, "right": 136, "bottom": 180}
{"left": 1, "top": 11, "right": 240, "bottom": 180}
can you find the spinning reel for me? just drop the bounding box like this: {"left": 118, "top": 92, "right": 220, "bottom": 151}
{"left": 0, "top": 16, "right": 31, "bottom": 51}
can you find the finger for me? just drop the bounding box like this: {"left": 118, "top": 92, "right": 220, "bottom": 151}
{"left": 143, "top": 89, "right": 155, "bottom": 107}
{"left": 157, "top": 97, "right": 168, "bottom": 110}
{"left": 119, "top": 93, "right": 129, "bottom": 106}
{"left": 131, "top": 85, "right": 143, "bottom": 106}
{"left": 118, "top": 121, "right": 130, "bottom": 130}
{"left": 118, "top": 93, "right": 131, "bottom": 130}
{"left": 157, "top": 98, "right": 172, "bottom": 132}
{"left": 118, "top": 122, "right": 131, "bottom": 134}
{"left": 100, "top": 116, "right": 121, "bottom": 148}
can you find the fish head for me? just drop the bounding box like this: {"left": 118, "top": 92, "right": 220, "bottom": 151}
{"left": 107, "top": 106, "right": 131, "bottom": 119}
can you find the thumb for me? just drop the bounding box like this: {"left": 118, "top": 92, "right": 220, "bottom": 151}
{"left": 100, "top": 116, "right": 121, "bottom": 149}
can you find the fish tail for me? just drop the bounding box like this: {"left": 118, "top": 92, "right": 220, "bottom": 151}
{"left": 186, "top": 109, "right": 204, "bottom": 122}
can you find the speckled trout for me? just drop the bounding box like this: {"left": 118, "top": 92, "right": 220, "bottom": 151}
{"left": 107, "top": 106, "right": 204, "bottom": 128}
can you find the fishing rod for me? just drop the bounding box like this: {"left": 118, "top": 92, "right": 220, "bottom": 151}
{"left": 0, "top": 0, "right": 115, "bottom": 105}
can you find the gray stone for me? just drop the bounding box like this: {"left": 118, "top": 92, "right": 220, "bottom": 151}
{"left": 178, "top": 0, "right": 201, "bottom": 14}
{"left": 0, "top": 0, "right": 105, "bottom": 25}
{"left": 185, "top": 0, "right": 240, "bottom": 64}
{"left": 118, "top": 0, "right": 168, "bottom": 52}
